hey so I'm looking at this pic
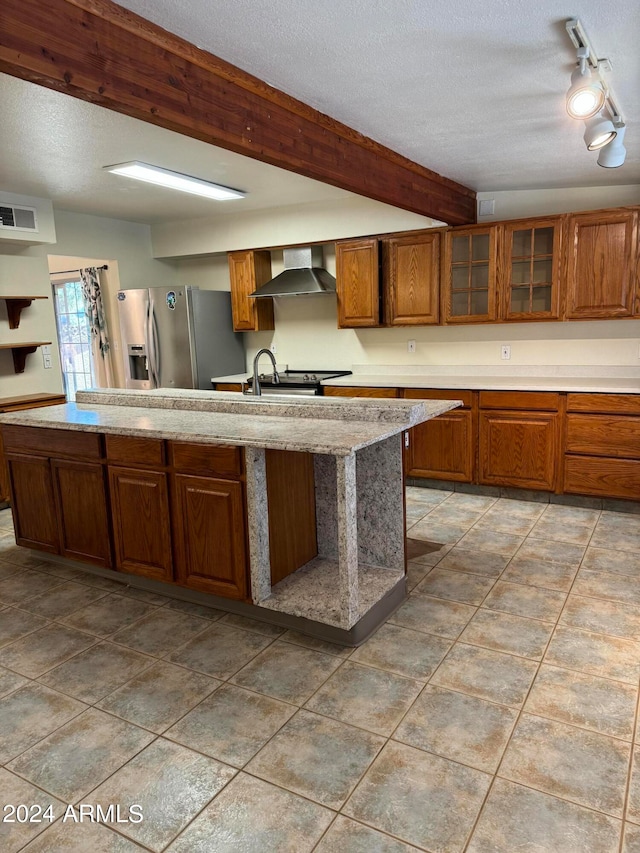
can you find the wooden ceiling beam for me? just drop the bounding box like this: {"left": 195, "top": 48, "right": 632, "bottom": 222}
{"left": 0, "top": 0, "right": 476, "bottom": 224}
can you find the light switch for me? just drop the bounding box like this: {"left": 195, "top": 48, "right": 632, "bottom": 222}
{"left": 43, "top": 355, "right": 52, "bottom": 369}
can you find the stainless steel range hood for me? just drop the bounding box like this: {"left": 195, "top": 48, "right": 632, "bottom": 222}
{"left": 248, "top": 247, "right": 336, "bottom": 298}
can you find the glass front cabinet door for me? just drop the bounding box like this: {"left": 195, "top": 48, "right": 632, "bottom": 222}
{"left": 500, "top": 218, "right": 562, "bottom": 321}
{"left": 443, "top": 227, "right": 498, "bottom": 323}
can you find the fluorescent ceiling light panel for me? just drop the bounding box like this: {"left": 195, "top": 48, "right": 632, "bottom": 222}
{"left": 104, "top": 161, "right": 246, "bottom": 200}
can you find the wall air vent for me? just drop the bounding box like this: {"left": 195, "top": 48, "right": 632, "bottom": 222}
{"left": 0, "top": 204, "right": 38, "bottom": 232}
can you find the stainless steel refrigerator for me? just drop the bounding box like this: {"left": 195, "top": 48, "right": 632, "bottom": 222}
{"left": 117, "top": 286, "right": 245, "bottom": 390}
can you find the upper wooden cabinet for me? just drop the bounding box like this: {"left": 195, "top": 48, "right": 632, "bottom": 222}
{"left": 335, "top": 238, "right": 380, "bottom": 328}
{"left": 500, "top": 218, "right": 562, "bottom": 321}
{"left": 228, "top": 250, "right": 275, "bottom": 332}
{"left": 442, "top": 226, "right": 498, "bottom": 323}
{"left": 383, "top": 232, "right": 440, "bottom": 325}
{"left": 565, "top": 209, "right": 638, "bottom": 319}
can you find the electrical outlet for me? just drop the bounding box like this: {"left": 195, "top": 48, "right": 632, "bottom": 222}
{"left": 43, "top": 355, "right": 52, "bottom": 369}
{"left": 407, "top": 340, "right": 416, "bottom": 353}
{"left": 270, "top": 343, "right": 277, "bottom": 354}
{"left": 501, "top": 345, "right": 511, "bottom": 360}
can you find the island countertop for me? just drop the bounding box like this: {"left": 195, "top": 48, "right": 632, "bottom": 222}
{"left": 0, "top": 388, "right": 459, "bottom": 456}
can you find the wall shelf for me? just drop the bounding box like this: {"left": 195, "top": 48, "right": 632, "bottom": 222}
{"left": 0, "top": 342, "right": 52, "bottom": 374}
{"left": 1, "top": 295, "right": 48, "bottom": 329}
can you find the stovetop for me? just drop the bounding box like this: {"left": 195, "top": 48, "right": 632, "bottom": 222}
{"left": 249, "top": 369, "right": 352, "bottom": 388}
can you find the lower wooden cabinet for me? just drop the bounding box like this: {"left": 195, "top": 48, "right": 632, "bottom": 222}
{"left": 52, "top": 459, "right": 111, "bottom": 568}
{"left": 564, "top": 394, "right": 640, "bottom": 499}
{"left": 403, "top": 390, "right": 475, "bottom": 482}
{"left": 6, "top": 452, "right": 59, "bottom": 553}
{"left": 108, "top": 466, "right": 173, "bottom": 582}
{"left": 172, "top": 473, "right": 247, "bottom": 599}
{"left": 479, "top": 410, "right": 558, "bottom": 490}
{"left": 323, "top": 386, "right": 399, "bottom": 398}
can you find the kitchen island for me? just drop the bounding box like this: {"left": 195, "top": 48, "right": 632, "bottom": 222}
{"left": 0, "top": 389, "right": 459, "bottom": 644}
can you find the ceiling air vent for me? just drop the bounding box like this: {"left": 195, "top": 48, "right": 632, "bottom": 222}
{"left": 0, "top": 204, "right": 38, "bottom": 232}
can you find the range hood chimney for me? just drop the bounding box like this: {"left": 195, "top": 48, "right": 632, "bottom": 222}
{"left": 248, "top": 246, "right": 336, "bottom": 298}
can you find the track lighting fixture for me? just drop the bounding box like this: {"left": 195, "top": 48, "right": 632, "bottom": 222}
{"left": 598, "top": 125, "right": 627, "bottom": 168}
{"left": 583, "top": 114, "right": 617, "bottom": 151}
{"left": 565, "top": 19, "right": 628, "bottom": 168}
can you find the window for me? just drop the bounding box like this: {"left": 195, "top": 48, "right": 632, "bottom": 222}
{"left": 52, "top": 278, "right": 94, "bottom": 401}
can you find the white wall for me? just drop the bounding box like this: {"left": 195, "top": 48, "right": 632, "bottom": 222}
{"left": 477, "top": 184, "right": 640, "bottom": 222}
{"left": 0, "top": 209, "right": 178, "bottom": 397}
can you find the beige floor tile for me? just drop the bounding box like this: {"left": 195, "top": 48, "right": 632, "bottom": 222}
{"left": 344, "top": 740, "right": 491, "bottom": 851}
{"left": 0, "top": 562, "right": 23, "bottom": 580}
{"left": 560, "top": 594, "right": 640, "bottom": 641}
{"left": 540, "top": 504, "right": 601, "bottom": 527}
{"left": 62, "top": 593, "right": 158, "bottom": 637}
{"left": 164, "top": 773, "right": 333, "bottom": 853}
{"left": 488, "top": 499, "right": 546, "bottom": 519}
{"left": 483, "top": 580, "right": 567, "bottom": 621}
{"left": 419, "top": 505, "right": 485, "bottom": 527}
{"left": 111, "top": 609, "right": 210, "bottom": 657}
{"left": 314, "top": 815, "right": 421, "bottom": 852}
{"left": 515, "top": 538, "right": 586, "bottom": 567}
{"left": 394, "top": 684, "right": 518, "bottom": 772}
{"left": 0, "top": 623, "right": 95, "bottom": 678}
{"left": 624, "top": 746, "right": 640, "bottom": 824}
{"left": 431, "top": 643, "right": 538, "bottom": 707}
{"left": 87, "top": 738, "right": 236, "bottom": 852}
{"left": 437, "top": 547, "right": 509, "bottom": 578}
{"left": 529, "top": 517, "right": 595, "bottom": 545}
{"left": 218, "top": 612, "right": 285, "bottom": 637}
{"left": 0, "top": 571, "right": 64, "bottom": 605}
{"left": 118, "top": 587, "right": 171, "bottom": 606}
{"left": 456, "top": 528, "right": 524, "bottom": 557}
{"left": 474, "top": 513, "right": 538, "bottom": 536}
{"left": 405, "top": 542, "right": 452, "bottom": 566}
{"left": 590, "top": 521, "right": 640, "bottom": 554}
{"left": 0, "top": 608, "right": 48, "bottom": 647}
{"left": 501, "top": 555, "right": 578, "bottom": 591}
{"left": 163, "top": 598, "right": 225, "bottom": 620}
{"left": 230, "top": 642, "right": 341, "bottom": 704}
{"left": 0, "top": 683, "right": 86, "bottom": 764}
{"left": 582, "top": 547, "right": 640, "bottom": 578}
{"left": 350, "top": 623, "right": 451, "bottom": 680}
{"left": 406, "top": 487, "right": 451, "bottom": 505}
{"left": 573, "top": 569, "right": 640, "bottom": 607}
{"left": 405, "top": 561, "right": 430, "bottom": 590}
{"left": 21, "top": 821, "right": 148, "bottom": 851}
{"left": 467, "top": 778, "right": 621, "bottom": 853}
{"left": 388, "top": 593, "right": 476, "bottom": 639}
{"left": 0, "top": 768, "right": 64, "bottom": 853}
{"left": 460, "top": 608, "right": 554, "bottom": 659}
{"left": 414, "top": 567, "right": 495, "bottom": 605}
{"left": 406, "top": 519, "right": 469, "bottom": 545}
{"left": 39, "top": 642, "right": 153, "bottom": 704}
{"left": 277, "top": 630, "right": 352, "bottom": 658}
{"left": 19, "top": 582, "right": 108, "bottom": 620}
{"left": 525, "top": 664, "right": 637, "bottom": 740}
{"left": 545, "top": 626, "right": 640, "bottom": 684}
{"left": 8, "top": 708, "right": 154, "bottom": 802}
{"left": 442, "top": 493, "right": 497, "bottom": 512}
{"left": 97, "top": 660, "right": 219, "bottom": 733}
{"left": 169, "top": 622, "right": 273, "bottom": 679}
{"left": 624, "top": 822, "right": 640, "bottom": 853}
{"left": 0, "top": 666, "right": 29, "bottom": 699}
{"left": 247, "top": 710, "right": 384, "bottom": 809}
{"left": 166, "top": 683, "right": 295, "bottom": 766}
{"left": 500, "top": 713, "right": 630, "bottom": 816}
{"left": 305, "top": 661, "right": 422, "bottom": 736}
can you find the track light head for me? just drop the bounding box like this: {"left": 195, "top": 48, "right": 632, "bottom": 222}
{"left": 583, "top": 113, "right": 617, "bottom": 151}
{"left": 597, "top": 125, "right": 627, "bottom": 168}
{"left": 566, "top": 47, "right": 605, "bottom": 119}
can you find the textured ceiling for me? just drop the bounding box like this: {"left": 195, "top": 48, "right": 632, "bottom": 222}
{"left": 0, "top": 74, "right": 353, "bottom": 224}
{"left": 116, "top": 0, "right": 640, "bottom": 191}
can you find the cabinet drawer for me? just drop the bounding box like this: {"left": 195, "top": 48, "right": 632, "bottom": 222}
{"left": 106, "top": 434, "right": 165, "bottom": 467}
{"left": 2, "top": 425, "right": 102, "bottom": 459}
{"left": 404, "top": 388, "right": 473, "bottom": 408}
{"left": 567, "top": 393, "right": 640, "bottom": 415}
{"left": 169, "top": 442, "right": 243, "bottom": 478}
{"left": 566, "top": 414, "right": 640, "bottom": 459}
{"left": 322, "top": 386, "right": 399, "bottom": 398}
{"left": 479, "top": 391, "right": 560, "bottom": 411}
{"left": 564, "top": 456, "right": 640, "bottom": 500}
{"left": 215, "top": 383, "right": 244, "bottom": 392}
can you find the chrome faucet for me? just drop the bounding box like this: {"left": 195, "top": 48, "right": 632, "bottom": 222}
{"left": 248, "top": 348, "right": 279, "bottom": 396}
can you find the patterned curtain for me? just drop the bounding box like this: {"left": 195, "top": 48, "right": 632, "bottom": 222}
{"left": 80, "top": 267, "right": 114, "bottom": 388}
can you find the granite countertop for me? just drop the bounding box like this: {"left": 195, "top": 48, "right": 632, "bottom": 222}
{"left": 0, "top": 390, "right": 459, "bottom": 456}
{"left": 320, "top": 365, "right": 640, "bottom": 394}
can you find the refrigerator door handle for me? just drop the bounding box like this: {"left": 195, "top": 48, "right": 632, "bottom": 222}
{"left": 151, "top": 302, "right": 161, "bottom": 385}
{"left": 144, "top": 299, "right": 158, "bottom": 387}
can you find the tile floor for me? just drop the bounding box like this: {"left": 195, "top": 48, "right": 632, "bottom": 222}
{"left": 1, "top": 489, "right": 640, "bottom": 850}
